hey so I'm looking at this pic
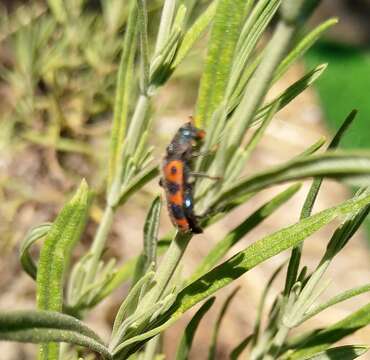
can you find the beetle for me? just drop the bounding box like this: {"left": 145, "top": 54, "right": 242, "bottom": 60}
{"left": 160, "top": 121, "right": 206, "bottom": 233}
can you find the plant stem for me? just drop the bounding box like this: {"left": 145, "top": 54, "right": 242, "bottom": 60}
{"left": 136, "top": 232, "right": 192, "bottom": 314}
{"left": 250, "top": 327, "right": 276, "bottom": 360}
{"left": 263, "top": 325, "right": 290, "bottom": 360}
{"left": 83, "top": 205, "right": 114, "bottom": 290}
{"left": 125, "top": 94, "right": 150, "bottom": 158}
{"left": 82, "top": 92, "right": 151, "bottom": 290}
{"left": 143, "top": 335, "right": 161, "bottom": 360}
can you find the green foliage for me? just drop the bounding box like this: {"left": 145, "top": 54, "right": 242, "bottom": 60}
{"left": 212, "top": 151, "right": 370, "bottom": 210}
{"left": 171, "top": 192, "right": 370, "bottom": 318}
{"left": 36, "top": 180, "right": 91, "bottom": 358}
{"left": 19, "top": 223, "right": 52, "bottom": 280}
{"left": 175, "top": 297, "right": 215, "bottom": 360}
{"left": 284, "top": 302, "right": 370, "bottom": 359}
{"left": 130, "top": 196, "right": 162, "bottom": 305}
{"left": 195, "top": 0, "right": 247, "bottom": 126}
{"left": 208, "top": 287, "right": 240, "bottom": 360}
{"left": 109, "top": 0, "right": 138, "bottom": 188}
{"left": 190, "top": 183, "right": 301, "bottom": 282}
{"left": 301, "top": 346, "right": 369, "bottom": 360}
{"left": 1, "top": 0, "right": 370, "bottom": 359}
{"left": 0, "top": 310, "right": 111, "bottom": 359}
{"left": 285, "top": 109, "right": 357, "bottom": 295}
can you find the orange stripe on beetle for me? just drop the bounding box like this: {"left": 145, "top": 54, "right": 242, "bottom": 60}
{"left": 163, "top": 160, "right": 183, "bottom": 183}
{"left": 175, "top": 217, "right": 190, "bottom": 231}
{"left": 163, "top": 160, "right": 184, "bottom": 205}
{"left": 167, "top": 202, "right": 190, "bottom": 232}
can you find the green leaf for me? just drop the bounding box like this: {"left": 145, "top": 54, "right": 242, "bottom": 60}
{"left": 324, "top": 190, "right": 370, "bottom": 260}
{"left": 228, "top": 0, "right": 281, "bottom": 101}
{"left": 112, "top": 271, "right": 156, "bottom": 339}
{"left": 230, "top": 334, "right": 253, "bottom": 360}
{"left": 253, "top": 262, "right": 286, "bottom": 345}
{"left": 213, "top": 151, "right": 370, "bottom": 209}
{"left": 326, "top": 110, "right": 358, "bottom": 150}
{"left": 236, "top": 0, "right": 275, "bottom": 54}
{"left": 272, "top": 18, "right": 338, "bottom": 82}
{"left": 91, "top": 240, "right": 171, "bottom": 306}
{"left": 36, "top": 180, "right": 91, "bottom": 358}
{"left": 285, "top": 302, "right": 370, "bottom": 359}
{"left": 137, "top": 0, "right": 150, "bottom": 92}
{"left": 254, "top": 64, "right": 327, "bottom": 123}
{"left": 191, "top": 184, "right": 301, "bottom": 282}
{"left": 172, "top": 2, "right": 217, "bottom": 69}
{"left": 108, "top": 0, "right": 138, "bottom": 187}
{"left": 283, "top": 189, "right": 370, "bottom": 330}
{"left": 195, "top": 0, "right": 247, "bottom": 126}
{"left": 300, "top": 345, "right": 369, "bottom": 360}
{"left": 155, "top": 0, "right": 177, "bottom": 54}
{"left": 19, "top": 223, "right": 52, "bottom": 280}
{"left": 301, "top": 283, "right": 370, "bottom": 324}
{"left": 296, "top": 137, "right": 326, "bottom": 158}
{"left": 175, "top": 297, "right": 215, "bottom": 360}
{"left": 244, "top": 100, "right": 278, "bottom": 156}
{"left": 131, "top": 196, "right": 161, "bottom": 297}
{"left": 225, "top": 101, "right": 281, "bottom": 185}
{"left": 90, "top": 258, "right": 138, "bottom": 307}
{"left": 225, "top": 2, "right": 304, "bottom": 151}
{"left": 285, "top": 110, "right": 357, "bottom": 294}
{"left": 143, "top": 196, "right": 162, "bottom": 269}
{"left": 47, "top": 0, "right": 67, "bottom": 23}
{"left": 208, "top": 287, "right": 240, "bottom": 360}
{"left": 118, "top": 164, "right": 160, "bottom": 206}
{"left": 170, "top": 193, "right": 370, "bottom": 321}
{"left": 0, "top": 310, "right": 111, "bottom": 359}
{"left": 118, "top": 192, "right": 370, "bottom": 353}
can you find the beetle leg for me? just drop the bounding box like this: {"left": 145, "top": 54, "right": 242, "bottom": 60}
{"left": 189, "top": 172, "right": 223, "bottom": 181}
{"left": 191, "top": 150, "right": 212, "bottom": 158}
{"left": 191, "top": 144, "right": 219, "bottom": 158}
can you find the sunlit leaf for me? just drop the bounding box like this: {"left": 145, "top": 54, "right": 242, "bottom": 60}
{"left": 172, "top": 2, "right": 217, "bottom": 69}
{"left": 300, "top": 345, "right": 369, "bottom": 360}
{"left": 0, "top": 310, "right": 111, "bottom": 359}
{"left": 213, "top": 151, "right": 370, "bottom": 209}
{"left": 285, "top": 110, "right": 357, "bottom": 294}
{"left": 19, "top": 223, "right": 52, "bottom": 280}
{"left": 255, "top": 64, "right": 327, "bottom": 123}
{"left": 36, "top": 180, "right": 91, "bottom": 358}
{"left": 301, "top": 283, "right": 370, "bottom": 324}
{"left": 131, "top": 196, "right": 161, "bottom": 295}
{"left": 118, "top": 164, "right": 160, "bottom": 206}
{"left": 272, "top": 18, "right": 337, "bottom": 82}
{"left": 114, "top": 193, "right": 370, "bottom": 354}
{"left": 191, "top": 184, "right": 300, "bottom": 282}
{"left": 284, "top": 302, "right": 370, "bottom": 359}
{"left": 109, "top": 0, "right": 138, "bottom": 187}
{"left": 195, "top": 0, "right": 247, "bottom": 126}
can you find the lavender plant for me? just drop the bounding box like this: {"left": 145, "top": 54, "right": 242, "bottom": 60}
{"left": 1, "top": 0, "right": 370, "bottom": 359}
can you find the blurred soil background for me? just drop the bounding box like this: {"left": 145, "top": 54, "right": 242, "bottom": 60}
{"left": 0, "top": 0, "right": 369, "bottom": 359}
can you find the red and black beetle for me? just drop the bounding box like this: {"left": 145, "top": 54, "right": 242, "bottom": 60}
{"left": 160, "top": 122, "right": 205, "bottom": 233}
